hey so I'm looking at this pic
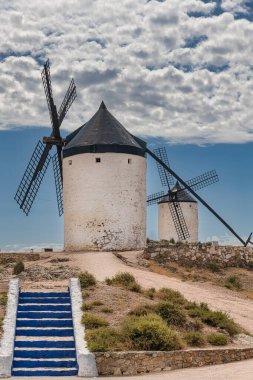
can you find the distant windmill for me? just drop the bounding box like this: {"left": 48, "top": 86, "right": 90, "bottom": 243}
{"left": 147, "top": 147, "right": 219, "bottom": 242}
{"left": 144, "top": 146, "right": 252, "bottom": 247}
{"left": 14, "top": 59, "right": 77, "bottom": 216}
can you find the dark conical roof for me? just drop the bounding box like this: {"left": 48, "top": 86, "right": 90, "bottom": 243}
{"left": 158, "top": 181, "right": 197, "bottom": 204}
{"left": 63, "top": 102, "right": 146, "bottom": 158}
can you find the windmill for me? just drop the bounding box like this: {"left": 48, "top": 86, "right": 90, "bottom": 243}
{"left": 147, "top": 147, "right": 219, "bottom": 242}
{"left": 14, "top": 59, "right": 77, "bottom": 217}
{"left": 144, "top": 145, "right": 252, "bottom": 247}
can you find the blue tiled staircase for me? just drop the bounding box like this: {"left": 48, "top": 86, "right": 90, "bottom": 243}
{"left": 12, "top": 291, "right": 78, "bottom": 376}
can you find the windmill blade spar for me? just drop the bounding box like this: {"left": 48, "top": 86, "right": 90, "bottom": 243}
{"left": 154, "top": 147, "right": 174, "bottom": 188}
{"left": 181, "top": 170, "right": 219, "bottom": 192}
{"left": 147, "top": 191, "right": 165, "bottom": 206}
{"left": 58, "top": 78, "right": 77, "bottom": 127}
{"left": 169, "top": 202, "right": 190, "bottom": 241}
{"left": 14, "top": 141, "right": 51, "bottom": 215}
{"left": 52, "top": 152, "right": 64, "bottom": 216}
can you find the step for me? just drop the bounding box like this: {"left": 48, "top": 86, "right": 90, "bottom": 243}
{"left": 19, "top": 297, "right": 70, "bottom": 304}
{"left": 15, "top": 341, "right": 75, "bottom": 349}
{"left": 15, "top": 328, "right": 74, "bottom": 337}
{"left": 13, "top": 359, "right": 77, "bottom": 368}
{"left": 16, "top": 320, "right": 73, "bottom": 328}
{"left": 12, "top": 369, "right": 78, "bottom": 376}
{"left": 14, "top": 349, "right": 76, "bottom": 359}
{"left": 20, "top": 292, "right": 69, "bottom": 298}
{"left": 17, "top": 312, "right": 72, "bottom": 319}
{"left": 18, "top": 305, "right": 71, "bottom": 312}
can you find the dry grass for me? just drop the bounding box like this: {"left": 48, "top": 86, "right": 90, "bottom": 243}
{"left": 148, "top": 260, "right": 253, "bottom": 295}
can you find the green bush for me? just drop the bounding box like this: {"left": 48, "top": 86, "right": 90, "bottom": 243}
{"left": 13, "top": 261, "right": 24, "bottom": 275}
{"left": 81, "top": 313, "right": 108, "bottom": 329}
{"left": 186, "top": 302, "right": 240, "bottom": 336}
{"left": 86, "top": 327, "right": 125, "bottom": 352}
{"left": 105, "top": 272, "right": 141, "bottom": 292}
{"left": 128, "top": 304, "right": 154, "bottom": 316}
{"left": 155, "top": 301, "right": 187, "bottom": 327}
{"left": 157, "top": 288, "right": 186, "bottom": 305}
{"left": 122, "top": 314, "right": 184, "bottom": 351}
{"left": 184, "top": 331, "right": 206, "bottom": 347}
{"left": 224, "top": 276, "right": 242, "bottom": 291}
{"left": 78, "top": 271, "right": 96, "bottom": 289}
{"left": 207, "top": 333, "right": 228, "bottom": 346}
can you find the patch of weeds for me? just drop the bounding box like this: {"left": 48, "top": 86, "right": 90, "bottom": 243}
{"left": 155, "top": 301, "right": 187, "bottom": 327}
{"left": 156, "top": 288, "right": 186, "bottom": 305}
{"left": 105, "top": 272, "right": 141, "bottom": 292}
{"left": 86, "top": 327, "right": 126, "bottom": 352}
{"left": 13, "top": 261, "right": 24, "bottom": 275}
{"left": 165, "top": 265, "right": 178, "bottom": 273}
{"left": 81, "top": 303, "right": 93, "bottom": 311}
{"left": 81, "top": 313, "right": 109, "bottom": 329}
{"left": 184, "top": 331, "right": 206, "bottom": 347}
{"left": 207, "top": 333, "right": 228, "bottom": 346}
{"left": 128, "top": 304, "right": 154, "bottom": 316}
{"left": 206, "top": 261, "right": 221, "bottom": 273}
{"left": 78, "top": 271, "right": 96, "bottom": 289}
{"left": 122, "top": 314, "right": 184, "bottom": 351}
{"left": 101, "top": 307, "right": 113, "bottom": 313}
{"left": 0, "top": 293, "right": 7, "bottom": 306}
{"left": 144, "top": 287, "right": 156, "bottom": 299}
{"left": 92, "top": 300, "right": 104, "bottom": 306}
{"left": 224, "top": 276, "right": 242, "bottom": 291}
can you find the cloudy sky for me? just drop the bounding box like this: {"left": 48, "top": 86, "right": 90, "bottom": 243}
{"left": 0, "top": 0, "right": 253, "bottom": 250}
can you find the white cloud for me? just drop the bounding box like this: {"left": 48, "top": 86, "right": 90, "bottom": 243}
{"left": 0, "top": 0, "right": 253, "bottom": 144}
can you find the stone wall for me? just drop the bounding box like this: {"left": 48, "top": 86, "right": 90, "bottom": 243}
{"left": 0, "top": 253, "right": 40, "bottom": 264}
{"left": 95, "top": 348, "right": 253, "bottom": 376}
{"left": 144, "top": 241, "right": 253, "bottom": 269}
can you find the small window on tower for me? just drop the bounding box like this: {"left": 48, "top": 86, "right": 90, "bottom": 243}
{"left": 128, "top": 158, "right": 132, "bottom": 164}
{"left": 68, "top": 160, "right": 72, "bottom": 166}
{"left": 96, "top": 157, "right": 101, "bottom": 163}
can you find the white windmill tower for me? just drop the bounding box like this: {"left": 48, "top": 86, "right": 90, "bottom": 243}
{"left": 62, "top": 101, "right": 147, "bottom": 251}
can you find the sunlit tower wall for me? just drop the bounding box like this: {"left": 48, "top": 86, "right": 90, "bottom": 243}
{"left": 158, "top": 194, "right": 198, "bottom": 243}
{"left": 62, "top": 102, "right": 147, "bottom": 251}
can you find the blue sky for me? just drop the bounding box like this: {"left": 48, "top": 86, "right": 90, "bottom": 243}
{"left": 1, "top": 0, "right": 253, "bottom": 250}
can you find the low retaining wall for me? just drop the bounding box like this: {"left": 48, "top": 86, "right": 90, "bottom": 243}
{"left": 69, "top": 278, "right": 98, "bottom": 377}
{"left": 144, "top": 241, "right": 253, "bottom": 269}
{"left": 95, "top": 347, "right": 253, "bottom": 376}
{"left": 0, "top": 279, "right": 19, "bottom": 378}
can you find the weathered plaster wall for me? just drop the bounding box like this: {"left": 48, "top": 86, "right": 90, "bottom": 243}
{"left": 95, "top": 348, "right": 253, "bottom": 376}
{"left": 63, "top": 153, "right": 146, "bottom": 251}
{"left": 158, "top": 202, "right": 198, "bottom": 243}
{"left": 144, "top": 241, "right": 253, "bottom": 268}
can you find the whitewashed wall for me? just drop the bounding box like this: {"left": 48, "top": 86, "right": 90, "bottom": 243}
{"left": 158, "top": 202, "right": 198, "bottom": 243}
{"left": 63, "top": 152, "right": 146, "bottom": 251}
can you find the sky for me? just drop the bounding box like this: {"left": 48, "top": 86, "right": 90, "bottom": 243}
{"left": 0, "top": 0, "right": 253, "bottom": 250}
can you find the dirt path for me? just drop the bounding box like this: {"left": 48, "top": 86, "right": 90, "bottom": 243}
{"left": 63, "top": 251, "right": 253, "bottom": 334}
